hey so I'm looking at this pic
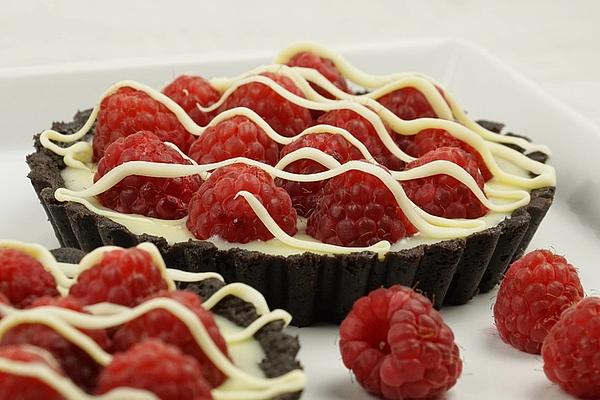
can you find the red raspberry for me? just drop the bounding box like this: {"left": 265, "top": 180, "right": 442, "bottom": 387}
{"left": 112, "top": 290, "right": 228, "bottom": 387}
{"left": 188, "top": 115, "right": 279, "bottom": 166}
{"left": 307, "top": 168, "right": 416, "bottom": 247}
{"left": 277, "top": 133, "right": 364, "bottom": 216}
{"left": 187, "top": 164, "right": 298, "bottom": 243}
{"left": 0, "top": 345, "right": 65, "bottom": 400}
{"left": 402, "top": 147, "right": 488, "bottom": 219}
{"left": 542, "top": 297, "right": 600, "bottom": 399}
{"left": 401, "top": 129, "right": 492, "bottom": 181}
{"left": 94, "top": 131, "right": 202, "bottom": 220}
{"left": 163, "top": 74, "right": 220, "bottom": 126}
{"left": 97, "top": 339, "right": 212, "bottom": 400}
{"left": 317, "top": 109, "right": 404, "bottom": 170}
{"left": 69, "top": 247, "right": 168, "bottom": 307}
{"left": 340, "top": 285, "right": 462, "bottom": 400}
{"left": 217, "top": 72, "right": 313, "bottom": 137}
{"left": 287, "top": 51, "right": 349, "bottom": 97}
{"left": 93, "top": 87, "right": 196, "bottom": 160}
{"left": 1, "top": 296, "right": 111, "bottom": 391}
{"left": 377, "top": 87, "right": 438, "bottom": 121}
{"left": 494, "top": 249, "right": 584, "bottom": 354}
{"left": 0, "top": 248, "right": 59, "bottom": 308}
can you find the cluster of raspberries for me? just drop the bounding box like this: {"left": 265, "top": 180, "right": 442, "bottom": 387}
{"left": 0, "top": 246, "right": 229, "bottom": 399}
{"left": 339, "top": 248, "right": 599, "bottom": 400}
{"left": 90, "top": 51, "right": 491, "bottom": 246}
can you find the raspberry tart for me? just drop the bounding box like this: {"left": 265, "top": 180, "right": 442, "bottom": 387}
{"left": 0, "top": 240, "right": 304, "bottom": 399}
{"left": 27, "top": 42, "right": 556, "bottom": 326}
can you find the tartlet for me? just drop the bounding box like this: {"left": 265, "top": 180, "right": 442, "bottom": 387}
{"left": 27, "top": 42, "right": 556, "bottom": 326}
{"left": 0, "top": 240, "right": 304, "bottom": 399}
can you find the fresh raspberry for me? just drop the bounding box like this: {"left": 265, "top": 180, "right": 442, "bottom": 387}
{"left": 187, "top": 164, "right": 297, "bottom": 243}
{"left": 493, "top": 249, "right": 584, "bottom": 354}
{"left": 217, "top": 72, "right": 313, "bottom": 137}
{"left": 0, "top": 345, "right": 65, "bottom": 400}
{"left": 93, "top": 87, "right": 196, "bottom": 160}
{"left": 94, "top": 131, "right": 202, "bottom": 220}
{"left": 96, "top": 339, "right": 212, "bottom": 400}
{"left": 112, "top": 290, "right": 228, "bottom": 387}
{"left": 0, "top": 248, "right": 59, "bottom": 308}
{"left": 402, "top": 147, "right": 488, "bottom": 219}
{"left": 317, "top": 109, "right": 404, "bottom": 170}
{"left": 339, "top": 285, "right": 462, "bottom": 400}
{"left": 287, "top": 51, "right": 350, "bottom": 97}
{"left": 1, "top": 296, "right": 111, "bottom": 391}
{"left": 277, "top": 133, "right": 364, "bottom": 216}
{"left": 307, "top": 168, "right": 416, "bottom": 247}
{"left": 542, "top": 297, "right": 600, "bottom": 399}
{"left": 377, "top": 87, "right": 438, "bottom": 121}
{"left": 188, "top": 115, "right": 279, "bottom": 166}
{"left": 69, "top": 247, "right": 168, "bottom": 307}
{"left": 163, "top": 75, "right": 220, "bottom": 126}
{"left": 401, "top": 129, "right": 492, "bottom": 181}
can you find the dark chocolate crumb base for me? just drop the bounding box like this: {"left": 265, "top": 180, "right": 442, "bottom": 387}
{"left": 51, "top": 248, "right": 302, "bottom": 400}
{"left": 27, "top": 112, "right": 555, "bottom": 326}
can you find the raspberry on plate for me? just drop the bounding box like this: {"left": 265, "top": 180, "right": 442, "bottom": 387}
{"left": 401, "top": 128, "right": 492, "bottom": 181}
{"left": 94, "top": 87, "right": 197, "bottom": 160}
{"left": 376, "top": 87, "right": 438, "bottom": 121}
{"left": 317, "top": 109, "right": 405, "bottom": 170}
{"left": 494, "top": 249, "right": 584, "bottom": 354}
{"left": 287, "top": 51, "right": 350, "bottom": 97}
{"left": 339, "top": 285, "right": 462, "bottom": 400}
{"left": 402, "top": 147, "right": 488, "bottom": 219}
{"left": 217, "top": 72, "right": 313, "bottom": 137}
{"left": 96, "top": 339, "right": 212, "bottom": 400}
{"left": 69, "top": 247, "right": 168, "bottom": 307}
{"left": 277, "top": 133, "right": 364, "bottom": 217}
{"left": 306, "top": 168, "right": 416, "bottom": 247}
{"left": 0, "top": 345, "right": 65, "bottom": 400}
{"left": 1, "top": 296, "right": 111, "bottom": 391}
{"left": 187, "top": 163, "right": 298, "bottom": 243}
{"left": 94, "top": 131, "right": 202, "bottom": 220}
{"left": 0, "top": 248, "right": 59, "bottom": 308}
{"left": 542, "top": 297, "right": 600, "bottom": 399}
{"left": 163, "top": 74, "right": 220, "bottom": 126}
{"left": 188, "top": 115, "right": 279, "bottom": 166}
{"left": 112, "top": 290, "right": 228, "bottom": 387}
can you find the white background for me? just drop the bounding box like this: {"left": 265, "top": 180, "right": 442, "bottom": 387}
{"left": 1, "top": 0, "right": 599, "bottom": 128}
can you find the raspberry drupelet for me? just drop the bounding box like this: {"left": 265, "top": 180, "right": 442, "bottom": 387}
{"left": 340, "top": 285, "right": 462, "bottom": 400}
{"left": 188, "top": 115, "right": 279, "bottom": 166}
{"left": 493, "top": 249, "right": 584, "bottom": 354}
{"left": 187, "top": 164, "right": 298, "bottom": 243}
{"left": 277, "top": 133, "right": 364, "bottom": 217}
{"left": 93, "top": 87, "right": 196, "bottom": 160}
{"left": 163, "top": 74, "right": 221, "bottom": 126}
{"left": 112, "top": 290, "right": 228, "bottom": 387}
{"left": 217, "top": 72, "right": 313, "bottom": 138}
{"left": 94, "top": 131, "right": 202, "bottom": 220}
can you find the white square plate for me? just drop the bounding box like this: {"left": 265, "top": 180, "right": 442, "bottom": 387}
{"left": 1, "top": 38, "right": 599, "bottom": 400}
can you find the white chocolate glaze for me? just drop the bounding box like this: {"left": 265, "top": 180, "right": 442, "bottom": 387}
{"left": 39, "top": 42, "right": 556, "bottom": 256}
{"left": 0, "top": 241, "right": 305, "bottom": 399}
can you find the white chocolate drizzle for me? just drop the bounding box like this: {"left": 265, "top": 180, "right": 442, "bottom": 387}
{"left": 0, "top": 241, "right": 305, "bottom": 399}
{"left": 38, "top": 42, "right": 556, "bottom": 256}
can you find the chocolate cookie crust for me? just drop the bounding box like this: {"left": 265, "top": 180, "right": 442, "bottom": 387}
{"left": 28, "top": 110, "right": 555, "bottom": 326}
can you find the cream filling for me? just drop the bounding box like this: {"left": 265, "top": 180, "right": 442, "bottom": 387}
{"left": 0, "top": 241, "right": 305, "bottom": 399}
